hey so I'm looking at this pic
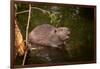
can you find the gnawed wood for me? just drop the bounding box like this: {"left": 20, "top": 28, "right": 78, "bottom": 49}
{"left": 15, "top": 20, "right": 26, "bottom": 56}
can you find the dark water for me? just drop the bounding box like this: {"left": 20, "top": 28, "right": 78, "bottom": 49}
{"left": 15, "top": 3, "right": 96, "bottom": 65}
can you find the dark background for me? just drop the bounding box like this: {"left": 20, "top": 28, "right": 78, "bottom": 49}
{"left": 15, "top": 2, "right": 96, "bottom": 65}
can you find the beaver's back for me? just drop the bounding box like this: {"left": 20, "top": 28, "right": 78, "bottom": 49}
{"left": 33, "top": 24, "right": 56, "bottom": 36}
{"left": 28, "top": 24, "right": 56, "bottom": 45}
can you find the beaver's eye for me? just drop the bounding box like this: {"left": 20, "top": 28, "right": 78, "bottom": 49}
{"left": 54, "top": 30, "right": 57, "bottom": 33}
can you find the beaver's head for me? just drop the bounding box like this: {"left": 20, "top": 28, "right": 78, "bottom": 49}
{"left": 55, "top": 27, "right": 70, "bottom": 41}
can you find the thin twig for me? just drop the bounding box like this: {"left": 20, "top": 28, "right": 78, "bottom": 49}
{"left": 31, "top": 7, "right": 50, "bottom": 14}
{"left": 16, "top": 10, "right": 29, "bottom": 15}
{"left": 26, "top": 5, "right": 31, "bottom": 44}
{"left": 22, "top": 4, "right": 31, "bottom": 66}
{"left": 16, "top": 7, "right": 50, "bottom": 15}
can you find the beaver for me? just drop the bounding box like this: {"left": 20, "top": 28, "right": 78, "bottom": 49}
{"left": 28, "top": 24, "right": 70, "bottom": 48}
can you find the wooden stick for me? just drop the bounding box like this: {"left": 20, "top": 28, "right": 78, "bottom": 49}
{"left": 31, "top": 7, "right": 50, "bottom": 14}
{"left": 16, "top": 10, "right": 29, "bottom": 15}
{"left": 22, "top": 4, "right": 31, "bottom": 66}
{"left": 16, "top": 7, "right": 50, "bottom": 15}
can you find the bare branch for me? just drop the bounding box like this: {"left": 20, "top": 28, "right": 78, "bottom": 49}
{"left": 16, "top": 10, "right": 29, "bottom": 15}
{"left": 31, "top": 7, "right": 50, "bottom": 14}
{"left": 26, "top": 4, "right": 31, "bottom": 45}
{"left": 16, "top": 7, "right": 50, "bottom": 15}
{"left": 22, "top": 4, "right": 32, "bottom": 66}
